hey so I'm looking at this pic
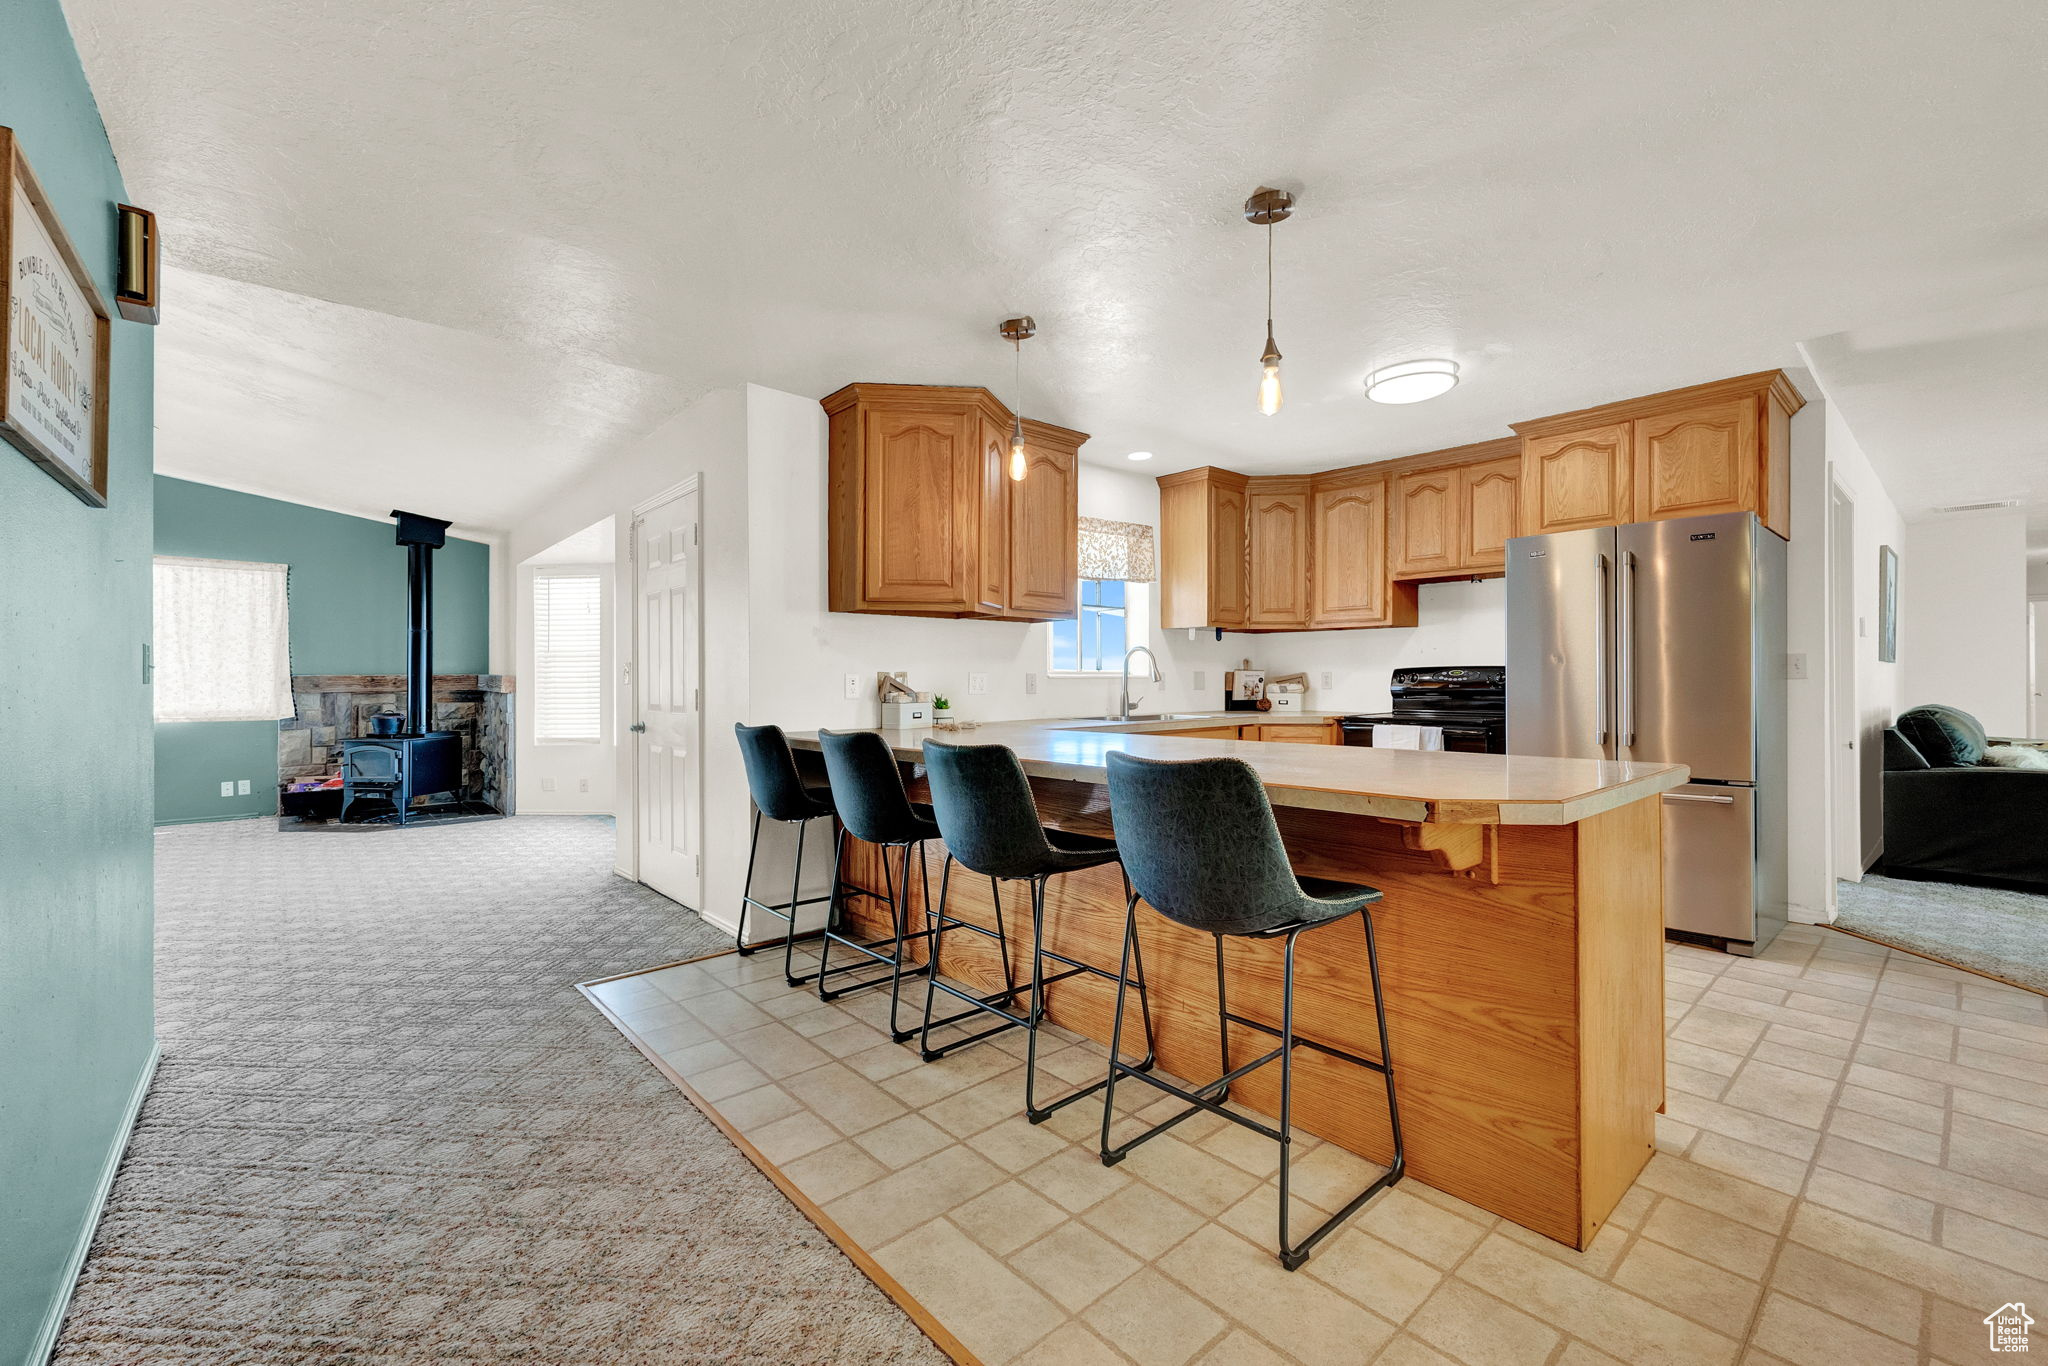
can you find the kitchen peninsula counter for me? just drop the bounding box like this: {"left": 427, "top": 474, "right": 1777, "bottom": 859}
{"left": 784, "top": 718, "right": 1682, "bottom": 1249}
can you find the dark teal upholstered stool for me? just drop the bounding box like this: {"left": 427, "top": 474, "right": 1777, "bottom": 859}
{"left": 815, "top": 729, "right": 938, "bottom": 1040}
{"left": 920, "top": 740, "right": 1155, "bottom": 1124}
{"left": 1101, "top": 748, "right": 1403, "bottom": 1271}
{"left": 733, "top": 722, "right": 868, "bottom": 988}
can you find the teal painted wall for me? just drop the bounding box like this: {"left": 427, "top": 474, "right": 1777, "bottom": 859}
{"left": 152, "top": 477, "right": 492, "bottom": 823}
{"left": 0, "top": 3, "right": 159, "bottom": 1360}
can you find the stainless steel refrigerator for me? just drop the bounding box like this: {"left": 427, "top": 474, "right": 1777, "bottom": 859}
{"left": 1506, "top": 511, "right": 1787, "bottom": 955}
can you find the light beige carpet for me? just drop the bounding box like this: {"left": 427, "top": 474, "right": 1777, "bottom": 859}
{"left": 54, "top": 815, "right": 943, "bottom": 1365}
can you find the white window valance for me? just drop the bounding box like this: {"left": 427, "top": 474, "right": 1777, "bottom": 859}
{"left": 152, "top": 556, "right": 294, "bottom": 723}
{"left": 1077, "top": 517, "right": 1157, "bottom": 583}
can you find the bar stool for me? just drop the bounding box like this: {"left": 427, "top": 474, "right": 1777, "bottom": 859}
{"left": 815, "top": 728, "right": 938, "bottom": 1040}
{"left": 1099, "top": 749, "right": 1403, "bottom": 1271}
{"left": 733, "top": 722, "right": 860, "bottom": 988}
{"left": 919, "top": 740, "right": 1156, "bottom": 1123}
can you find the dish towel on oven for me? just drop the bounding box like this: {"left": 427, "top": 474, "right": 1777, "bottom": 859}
{"left": 1371, "top": 725, "right": 1444, "bottom": 750}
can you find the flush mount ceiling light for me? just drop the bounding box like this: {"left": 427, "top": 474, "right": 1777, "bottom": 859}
{"left": 1365, "top": 359, "right": 1459, "bottom": 404}
{"left": 999, "top": 315, "right": 1036, "bottom": 480}
{"left": 1244, "top": 187, "right": 1295, "bottom": 417}
{"left": 1127, "top": 450, "right": 1154, "bottom": 462}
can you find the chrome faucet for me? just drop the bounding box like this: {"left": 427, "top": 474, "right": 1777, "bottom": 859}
{"left": 1119, "top": 645, "right": 1162, "bottom": 721}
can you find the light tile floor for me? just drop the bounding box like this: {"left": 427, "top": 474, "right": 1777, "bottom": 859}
{"left": 586, "top": 924, "right": 2048, "bottom": 1366}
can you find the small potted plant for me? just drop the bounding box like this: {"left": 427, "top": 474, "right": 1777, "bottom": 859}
{"left": 932, "top": 694, "right": 952, "bottom": 729}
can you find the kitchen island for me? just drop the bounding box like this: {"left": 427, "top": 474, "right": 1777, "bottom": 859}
{"left": 786, "top": 716, "right": 1686, "bottom": 1249}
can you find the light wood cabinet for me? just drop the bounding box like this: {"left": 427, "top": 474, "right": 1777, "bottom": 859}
{"left": 1520, "top": 423, "right": 1634, "bottom": 535}
{"left": 1249, "top": 722, "right": 1338, "bottom": 744}
{"left": 1390, "top": 440, "right": 1523, "bottom": 581}
{"left": 825, "top": 383, "right": 1084, "bottom": 619}
{"left": 1633, "top": 398, "right": 1759, "bottom": 527}
{"left": 1004, "top": 420, "right": 1081, "bottom": 619}
{"left": 1392, "top": 467, "right": 1458, "bottom": 578}
{"left": 1460, "top": 455, "right": 1522, "bottom": 570}
{"left": 1311, "top": 473, "right": 1414, "bottom": 628}
{"left": 1159, "top": 725, "right": 1243, "bottom": 740}
{"left": 1246, "top": 478, "right": 1311, "bottom": 630}
{"left": 1513, "top": 371, "right": 1802, "bottom": 538}
{"left": 1157, "top": 468, "right": 1249, "bottom": 629}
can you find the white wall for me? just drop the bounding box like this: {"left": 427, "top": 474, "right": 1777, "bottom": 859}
{"left": 1901, "top": 508, "right": 2030, "bottom": 735}
{"left": 515, "top": 562, "right": 616, "bottom": 814}
{"left": 506, "top": 388, "right": 751, "bottom": 911}
{"left": 1784, "top": 390, "right": 1906, "bottom": 921}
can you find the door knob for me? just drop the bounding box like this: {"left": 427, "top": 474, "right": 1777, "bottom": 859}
{"left": 629, "top": 723, "right": 647, "bottom": 733}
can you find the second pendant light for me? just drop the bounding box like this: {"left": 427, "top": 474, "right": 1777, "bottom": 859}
{"left": 999, "top": 316, "right": 1036, "bottom": 480}
{"left": 1244, "top": 187, "right": 1294, "bottom": 417}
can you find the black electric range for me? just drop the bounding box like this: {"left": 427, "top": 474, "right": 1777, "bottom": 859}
{"left": 1339, "top": 666, "right": 1508, "bottom": 753}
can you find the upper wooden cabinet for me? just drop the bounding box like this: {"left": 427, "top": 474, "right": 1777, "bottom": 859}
{"left": 1245, "top": 478, "right": 1311, "bottom": 629}
{"left": 1519, "top": 423, "right": 1633, "bottom": 536}
{"left": 1460, "top": 455, "right": 1522, "bottom": 570}
{"left": 1390, "top": 439, "right": 1523, "bottom": 581}
{"left": 1158, "top": 467, "right": 1249, "bottom": 629}
{"left": 1312, "top": 472, "right": 1414, "bottom": 628}
{"left": 824, "top": 383, "right": 1084, "bottom": 619}
{"left": 1006, "top": 420, "right": 1082, "bottom": 619}
{"left": 1513, "top": 372, "right": 1803, "bottom": 538}
{"left": 1392, "top": 467, "right": 1458, "bottom": 578}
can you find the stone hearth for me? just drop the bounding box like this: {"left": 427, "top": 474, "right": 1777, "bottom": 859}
{"left": 280, "top": 674, "right": 514, "bottom": 813}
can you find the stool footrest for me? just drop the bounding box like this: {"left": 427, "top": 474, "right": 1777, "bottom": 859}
{"left": 1220, "top": 1010, "right": 1389, "bottom": 1075}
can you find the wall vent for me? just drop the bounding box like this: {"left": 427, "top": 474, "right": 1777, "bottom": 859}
{"left": 1932, "top": 499, "right": 2020, "bottom": 513}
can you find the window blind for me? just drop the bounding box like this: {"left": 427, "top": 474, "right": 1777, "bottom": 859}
{"left": 533, "top": 573, "right": 603, "bottom": 742}
{"left": 152, "top": 556, "right": 293, "bottom": 723}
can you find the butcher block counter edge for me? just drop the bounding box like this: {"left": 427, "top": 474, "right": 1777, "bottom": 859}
{"left": 785, "top": 715, "right": 1687, "bottom": 825}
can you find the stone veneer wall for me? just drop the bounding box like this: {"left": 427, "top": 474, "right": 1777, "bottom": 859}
{"left": 280, "top": 675, "right": 515, "bottom": 813}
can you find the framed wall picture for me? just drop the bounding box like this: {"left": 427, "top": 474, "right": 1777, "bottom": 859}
{"left": 1878, "top": 544, "right": 1899, "bottom": 663}
{"left": 1, "top": 126, "right": 112, "bottom": 507}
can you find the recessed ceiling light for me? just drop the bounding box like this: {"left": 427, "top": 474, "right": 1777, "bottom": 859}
{"left": 1127, "top": 451, "right": 1154, "bottom": 462}
{"left": 1365, "top": 359, "right": 1459, "bottom": 404}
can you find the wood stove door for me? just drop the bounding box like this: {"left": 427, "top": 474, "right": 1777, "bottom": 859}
{"left": 633, "top": 484, "right": 702, "bottom": 908}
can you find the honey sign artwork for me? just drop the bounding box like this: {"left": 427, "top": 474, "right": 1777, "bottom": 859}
{"left": 2, "top": 128, "right": 112, "bottom": 506}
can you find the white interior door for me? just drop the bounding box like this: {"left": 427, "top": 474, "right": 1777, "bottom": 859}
{"left": 633, "top": 487, "right": 702, "bottom": 908}
{"left": 1828, "top": 481, "right": 1861, "bottom": 886}
{"left": 2031, "top": 599, "right": 2047, "bottom": 738}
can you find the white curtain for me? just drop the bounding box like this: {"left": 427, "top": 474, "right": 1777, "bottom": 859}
{"left": 152, "top": 556, "right": 293, "bottom": 723}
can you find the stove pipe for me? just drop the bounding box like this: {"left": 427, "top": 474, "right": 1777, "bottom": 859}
{"left": 391, "top": 510, "right": 453, "bottom": 735}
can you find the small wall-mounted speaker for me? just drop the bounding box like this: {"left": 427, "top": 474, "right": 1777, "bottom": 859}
{"left": 115, "top": 203, "right": 159, "bottom": 324}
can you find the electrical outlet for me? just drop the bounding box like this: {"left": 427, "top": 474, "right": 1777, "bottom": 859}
{"left": 578, "top": 778, "right": 589, "bottom": 793}
{"left": 968, "top": 673, "right": 988, "bottom": 695}
{"left": 1785, "top": 652, "right": 1809, "bottom": 680}
{"left": 1192, "top": 670, "right": 1207, "bottom": 691}
{"left": 542, "top": 777, "right": 556, "bottom": 792}
{"left": 236, "top": 779, "right": 251, "bottom": 796}
{"left": 1321, "top": 671, "right": 1334, "bottom": 690}
{"left": 1024, "top": 672, "right": 1037, "bottom": 695}
{"left": 843, "top": 673, "right": 862, "bottom": 700}
{"left": 219, "top": 781, "right": 234, "bottom": 797}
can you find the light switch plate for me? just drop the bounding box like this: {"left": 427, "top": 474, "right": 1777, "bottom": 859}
{"left": 1024, "top": 672, "right": 1037, "bottom": 695}
{"left": 219, "top": 781, "right": 234, "bottom": 797}
{"left": 1192, "top": 671, "right": 1207, "bottom": 691}
{"left": 1785, "top": 652, "right": 1809, "bottom": 680}
{"left": 1321, "top": 671, "right": 1334, "bottom": 689}
{"left": 236, "top": 779, "right": 251, "bottom": 795}
{"left": 968, "top": 673, "right": 988, "bottom": 695}
{"left": 843, "top": 673, "right": 862, "bottom": 700}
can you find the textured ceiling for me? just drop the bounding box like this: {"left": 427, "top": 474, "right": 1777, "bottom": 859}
{"left": 1803, "top": 283, "right": 2048, "bottom": 543}
{"left": 61, "top": 0, "right": 2048, "bottom": 533}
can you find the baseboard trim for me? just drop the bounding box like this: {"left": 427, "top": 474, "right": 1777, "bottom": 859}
{"left": 31, "top": 1040, "right": 160, "bottom": 1365}
{"left": 153, "top": 812, "right": 272, "bottom": 827}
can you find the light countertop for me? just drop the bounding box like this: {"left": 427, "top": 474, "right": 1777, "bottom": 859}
{"left": 785, "top": 714, "right": 1687, "bottom": 826}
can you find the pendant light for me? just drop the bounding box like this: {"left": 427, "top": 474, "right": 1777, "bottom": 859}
{"left": 1244, "top": 187, "right": 1294, "bottom": 417}
{"left": 999, "top": 316, "right": 1036, "bottom": 480}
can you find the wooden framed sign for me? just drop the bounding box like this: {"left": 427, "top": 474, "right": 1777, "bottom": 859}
{"left": 1, "top": 126, "right": 112, "bottom": 506}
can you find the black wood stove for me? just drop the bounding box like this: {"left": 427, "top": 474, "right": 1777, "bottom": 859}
{"left": 340, "top": 510, "right": 465, "bottom": 824}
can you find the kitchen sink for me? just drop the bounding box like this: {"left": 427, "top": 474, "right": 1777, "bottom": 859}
{"left": 1073, "top": 713, "right": 1225, "bottom": 723}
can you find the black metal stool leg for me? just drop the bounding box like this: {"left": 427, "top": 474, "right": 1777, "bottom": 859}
{"left": 917, "top": 869, "right": 1030, "bottom": 1062}
{"left": 1099, "top": 892, "right": 1142, "bottom": 1157}
{"left": 736, "top": 810, "right": 764, "bottom": 955}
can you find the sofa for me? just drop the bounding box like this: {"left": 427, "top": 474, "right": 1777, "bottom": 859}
{"left": 1880, "top": 704, "right": 2048, "bottom": 891}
